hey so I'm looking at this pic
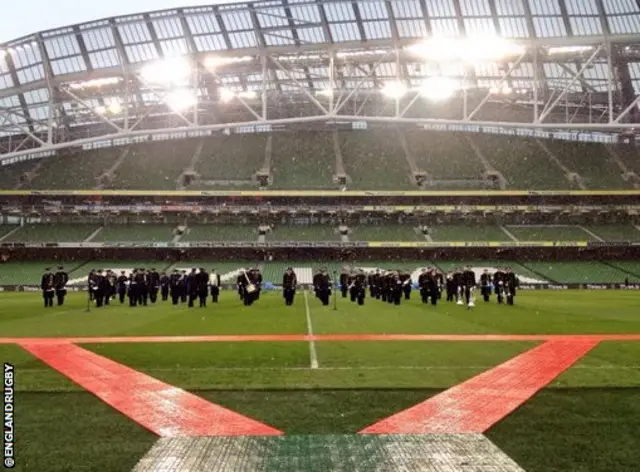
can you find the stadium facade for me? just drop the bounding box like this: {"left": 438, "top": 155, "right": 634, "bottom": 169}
{"left": 1, "top": 0, "right": 640, "bottom": 163}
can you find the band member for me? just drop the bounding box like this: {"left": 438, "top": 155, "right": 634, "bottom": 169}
{"left": 251, "top": 268, "right": 263, "bottom": 301}
{"left": 137, "top": 268, "right": 149, "bottom": 306}
{"left": 340, "top": 267, "right": 350, "bottom": 298}
{"left": 237, "top": 270, "right": 246, "bottom": 301}
{"left": 243, "top": 269, "right": 260, "bottom": 306}
{"left": 88, "top": 269, "right": 97, "bottom": 301}
{"left": 210, "top": 269, "right": 221, "bottom": 303}
{"left": 149, "top": 268, "right": 160, "bottom": 304}
{"left": 94, "top": 269, "right": 107, "bottom": 307}
{"left": 352, "top": 269, "right": 366, "bottom": 306}
{"left": 316, "top": 268, "right": 332, "bottom": 306}
{"left": 480, "top": 269, "right": 492, "bottom": 302}
{"left": 400, "top": 271, "right": 412, "bottom": 300}
{"left": 453, "top": 268, "right": 464, "bottom": 305}
{"left": 368, "top": 269, "right": 381, "bottom": 299}
{"left": 187, "top": 268, "right": 198, "bottom": 308}
{"left": 181, "top": 270, "right": 189, "bottom": 303}
{"left": 282, "top": 267, "right": 297, "bottom": 306}
{"left": 103, "top": 270, "right": 114, "bottom": 305}
{"left": 435, "top": 269, "right": 444, "bottom": 300}
{"left": 128, "top": 269, "right": 138, "bottom": 307}
{"left": 418, "top": 268, "right": 429, "bottom": 304}
{"left": 380, "top": 270, "right": 389, "bottom": 302}
{"left": 160, "top": 272, "right": 170, "bottom": 301}
{"left": 197, "top": 268, "right": 209, "bottom": 308}
{"left": 170, "top": 270, "right": 182, "bottom": 305}
{"left": 445, "top": 272, "right": 455, "bottom": 302}
{"left": 493, "top": 267, "right": 505, "bottom": 304}
{"left": 505, "top": 267, "right": 519, "bottom": 306}
{"left": 462, "top": 265, "right": 476, "bottom": 308}
{"left": 117, "top": 271, "right": 128, "bottom": 304}
{"left": 41, "top": 267, "right": 55, "bottom": 308}
{"left": 53, "top": 266, "right": 68, "bottom": 306}
{"left": 427, "top": 269, "right": 439, "bottom": 306}
{"left": 389, "top": 271, "right": 402, "bottom": 305}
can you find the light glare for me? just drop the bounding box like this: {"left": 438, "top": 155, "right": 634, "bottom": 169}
{"left": 381, "top": 81, "right": 408, "bottom": 99}
{"left": 140, "top": 57, "right": 191, "bottom": 86}
{"left": 166, "top": 89, "right": 197, "bottom": 112}
{"left": 420, "top": 77, "right": 458, "bottom": 102}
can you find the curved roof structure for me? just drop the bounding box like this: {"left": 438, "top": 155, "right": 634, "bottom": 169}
{"left": 1, "top": 0, "right": 640, "bottom": 160}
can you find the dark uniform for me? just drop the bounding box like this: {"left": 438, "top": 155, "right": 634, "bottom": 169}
{"left": 243, "top": 269, "right": 261, "bottom": 307}
{"left": 252, "top": 269, "right": 263, "bottom": 301}
{"left": 128, "top": 270, "right": 138, "bottom": 307}
{"left": 181, "top": 271, "right": 189, "bottom": 302}
{"left": 160, "top": 273, "right": 170, "bottom": 301}
{"left": 197, "top": 268, "right": 209, "bottom": 307}
{"left": 368, "top": 271, "right": 380, "bottom": 299}
{"left": 427, "top": 269, "right": 439, "bottom": 306}
{"left": 117, "top": 272, "right": 128, "bottom": 303}
{"left": 400, "top": 271, "right": 412, "bottom": 300}
{"left": 137, "top": 269, "right": 149, "bottom": 306}
{"left": 94, "top": 270, "right": 107, "bottom": 307}
{"left": 187, "top": 269, "right": 198, "bottom": 308}
{"left": 389, "top": 271, "right": 402, "bottom": 305}
{"left": 282, "top": 268, "right": 297, "bottom": 306}
{"left": 350, "top": 271, "right": 366, "bottom": 306}
{"left": 340, "top": 269, "right": 350, "bottom": 298}
{"left": 103, "top": 271, "right": 114, "bottom": 305}
{"left": 148, "top": 269, "right": 160, "bottom": 304}
{"left": 462, "top": 266, "right": 476, "bottom": 307}
{"left": 505, "top": 268, "right": 519, "bottom": 306}
{"left": 493, "top": 269, "right": 505, "bottom": 304}
{"left": 53, "top": 267, "right": 68, "bottom": 306}
{"left": 453, "top": 269, "right": 464, "bottom": 304}
{"left": 88, "top": 270, "right": 97, "bottom": 301}
{"left": 170, "top": 270, "right": 182, "bottom": 305}
{"left": 418, "top": 269, "right": 429, "bottom": 303}
{"left": 41, "top": 268, "right": 55, "bottom": 308}
{"left": 480, "top": 270, "right": 492, "bottom": 302}
{"left": 210, "top": 270, "right": 221, "bottom": 303}
{"left": 316, "top": 270, "right": 332, "bottom": 306}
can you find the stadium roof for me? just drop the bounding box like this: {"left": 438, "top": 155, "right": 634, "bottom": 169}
{"left": 1, "top": 0, "right": 640, "bottom": 160}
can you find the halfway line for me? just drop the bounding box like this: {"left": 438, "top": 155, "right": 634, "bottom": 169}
{"left": 303, "top": 290, "right": 319, "bottom": 369}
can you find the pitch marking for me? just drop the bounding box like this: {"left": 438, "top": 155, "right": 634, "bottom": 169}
{"left": 303, "top": 290, "right": 319, "bottom": 369}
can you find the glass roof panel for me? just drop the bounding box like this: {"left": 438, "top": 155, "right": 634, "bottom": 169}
{"left": 89, "top": 50, "right": 120, "bottom": 69}
{"left": 494, "top": 0, "right": 526, "bottom": 16}
{"left": 186, "top": 14, "right": 221, "bottom": 35}
{"left": 533, "top": 16, "right": 568, "bottom": 37}
{"left": 229, "top": 31, "right": 258, "bottom": 48}
{"left": 124, "top": 43, "right": 158, "bottom": 63}
{"left": 193, "top": 34, "right": 228, "bottom": 52}
{"left": 428, "top": 0, "right": 457, "bottom": 17}
{"left": 12, "top": 46, "right": 42, "bottom": 69}
{"left": 459, "top": 0, "right": 492, "bottom": 16}
{"left": 329, "top": 23, "right": 362, "bottom": 42}
{"left": 362, "top": 21, "right": 392, "bottom": 40}
{"left": 499, "top": 17, "right": 530, "bottom": 37}
{"left": 430, "top": 18, "right": 460, "bottom": 36}
{"left": 565, "top": 0, "right": 599, "bottom": 15}
{"left": 324, "top": 3, "right": 356, "bottom": 22}
{"left": 528, "top": 0, "right": 562, "bottom": 16}
{"left": 569, "top": 16, "right": 603, "bottom": 35}
{"left": 152, "top": 18, "right": 184, "bottom": 39}
{"left": 264, "top": 30, "right": 296, "bottom": 46}
{"left": 0, "top": 73, "right": 13, "bottom": 90}
{"left": 44, "top": 35, "right": 81, "bottom": 59}
{"left": 257, "top": 8, "right": 289, "bottom": 28}
{"left": 289, "top": 5, "right": 322, "bottom": 24}
{"left": 358, "top": 1, "right": 388, "bottom": 20}
{"left": 463, "top": 18, "right": 496, "bottom": 36}
{"left": 397, "top": 19, "right": 429, "bottom": 38}
{"left": 391, "top": 0, "right": 422, "bottom": 19}
{"left": 23, "top": 88, "right": 48, "bottom": 105}
{"left": 602, "top": 0, "right": 639, "bottom": 14}
{"left": 297, "top": 27, "right": 326, "bottom": 43}
{"left": 118, "top": 23, "right": 152, "bottom": 44}
{"left": 82, "top": 28, "right": 116, "bottom": 51}
{"left": 221, "top": 11, "right": 253, "bottom": 31}
{"left": 607, "top": 14, "right": 640, "bottom": 34}
{"left": 16, "top": 65, "right": 45, "bottom": 84}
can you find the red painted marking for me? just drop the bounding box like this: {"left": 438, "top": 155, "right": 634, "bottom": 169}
{"left": 2, "top": 334, "right": 640, "bottom": 344}
{"left": 20, "top": 342, "right": 283, "bottom": 437}
{"left": 359, "top": 339, "right": 599, "bottom": 435}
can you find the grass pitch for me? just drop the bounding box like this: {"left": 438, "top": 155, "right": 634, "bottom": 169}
{"left": 1, "top": 290, "right": 639, "bottom": 471}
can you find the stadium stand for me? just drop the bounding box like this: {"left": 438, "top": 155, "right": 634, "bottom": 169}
{"left": 473, "top": 134, "right": 571, "bottom": 189}
{"left": 430, "top": 225, "right": 510, "bottom": 242}
{"left": 546, "top": 140, "right": 630, "bottom": 189}
{"left": 434, "top": 261, "right": 548, "bottom": 282}
{"left": 271, "top": 132, "right": 336, "bottom": 189}
{"left": 110, "top": 139, "right": 198, "bottom": 189}
{"left": 522, "top": 261, "right": 638, "bottom": 283}
{"left": 349, "top": 225, "right": 424, "bottom": 241}
{"left": 93, "top": 225, "right": 177, "bottom": 242}
{"left": 0, "top": 261, "right": 85, "bottom": 284}
{"left": 583, "top": 225, "right": 640, "bottom": 241}
{"left": 192, "top": 134, "right": 266, "bottom": 189}
{"left": 0, "top": 226, "right": 19, "bottom": 240}
{"left": 28, "top": 148, "right": 123, "bottom": 189}
{"left": 267, "top": 225, "right": 339, "bottom": 241}
{"left": 405, "top": 130, "right": 486, "bottom": 184}
{"left": 4, "top": 224, "right": 100, "bottom": 242}
{"left": 339, "top": 130, "right": 415, "bottom": 189}
{"left": 180, "top": 225, "right": 256, "bottom": 241}
{"left": 607, "top": 261, "right": 640, "bottom": 278}
{"left": 506, "top": 226, "right": 595, "bottom": 241}
{"left": 0, "top": 160, "right": 41, "bottom": 189}
{"left": 612, "top": 144, "right": 640, "bottom": 174}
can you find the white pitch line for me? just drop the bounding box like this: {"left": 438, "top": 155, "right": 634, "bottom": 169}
{"left": 303, "top": 290, "right": 319, "bottom": 369}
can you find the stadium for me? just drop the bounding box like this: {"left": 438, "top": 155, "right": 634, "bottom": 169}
{"left": 1, "top": 0, "right": 640, "bottom": 470}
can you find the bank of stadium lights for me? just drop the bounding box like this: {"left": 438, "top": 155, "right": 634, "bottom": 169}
{"left": 381, "top": 81, "right": 408, "bottom": 100}
{"left": 316, "top": 88, "right": 334, "bottom": 98}
{"left": 166, "top": 89, "right": 197, "bottom": 112}
{"left": 204, "top": 56, "right": 253, "bottom": 69}
{"left": 68, "top": 77, "right": 121, "bottom": 90}
{"left": 420, "top": 77, "right": 459, "bottom": 102}
{"left": 406, "top": 37, "right": 524, "bottom": 62}
{"left": 139, "top": 57, "right": 191, "bottom": 86}
{"left": 218, "top": 88, "right": 257, "bottom": 103}
{"left": 547, "top": 45, "right": 594, "bottom": 55}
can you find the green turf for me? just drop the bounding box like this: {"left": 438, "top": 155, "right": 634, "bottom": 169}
{"left": 488, "top": 388, "right": 640, "bottom": 472}
{"left": 1, "top": 290, "right": 640, "bottom": 337}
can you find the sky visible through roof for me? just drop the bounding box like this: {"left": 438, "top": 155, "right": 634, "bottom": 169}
{"left": 0, "top": 0, "right": 242, "bottom": 43}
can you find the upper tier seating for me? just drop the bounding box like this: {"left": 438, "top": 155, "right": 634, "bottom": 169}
{"left": 93, "top": 225, "right": 177, "bottom": 242}
{"left": 506, "top": 226, "right": 596, "bottom": 241}
{"left": 339, "top": 130, "right": 415, "bottom": 189}
{"left": 271, "top": 132, "right": 336, "bottom": 189}
{"left": 5, "top": 224, "right": 100, "bottom": 242}
{"left": 267, "top": 225, "right": 339, "bottom": 241}
{"left": 192, "top": 134, "right": 266, "bottom": 189}
{"left": 180, "top": 225, "right": 256, "bottom": 241}
{"left": 430, "top": 225, "right": 509, "bottom": 241}
{"left": 349, "top": 225, "right": 423, "bottom": 241}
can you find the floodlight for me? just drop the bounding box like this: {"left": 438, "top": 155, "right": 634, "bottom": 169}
{"left": 238, "top": 90, "right": 258, "bottom": 100}
{"left": 166, "top": 89, "right": 197, "bottom": 112}
{"left": 107, "top": 102, "right": 122, "bottom": 114}
{"left": 407, "top": 37, "right": 524, "bottom": 62}
{"left": 381, "top": 81, "right": 408, "bottom": 99}
{"left": 219, "top": 88, "right": 235, "bottom": 102}
{"left": 140, "top": 57, "right": 191, "bottom": 86}
{"left": 420, "top": 77, "right": 458, "bottom": 102}
{"left": 316, "top": 88, "right": 334, "bottom": 97}
{"left": 205, "top": 56, "right": 253, "bottom": 69}
{"left": 548, "top": 46, "right": 593, "bottom": 55}
{"left": 95, "top": 106, "right": 106, "bottom": 115}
